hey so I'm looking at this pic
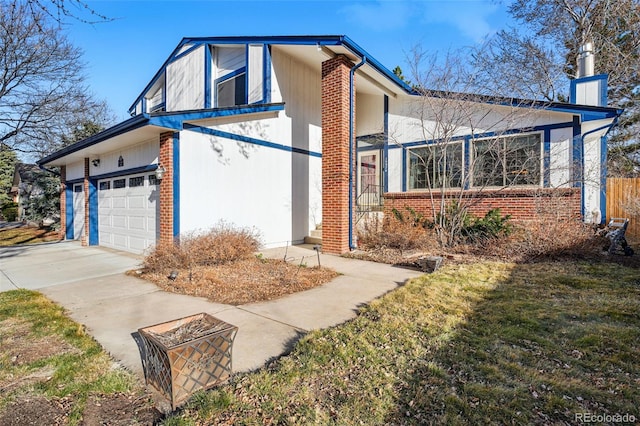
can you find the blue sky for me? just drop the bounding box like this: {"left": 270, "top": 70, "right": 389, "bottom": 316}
{"left": 67, "top": 0, "right": 511, "bottom": 121}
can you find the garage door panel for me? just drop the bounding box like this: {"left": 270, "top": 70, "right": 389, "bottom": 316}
{"left": 112, "top": 215, "right": 127, "bottom": 229}
{"left": 98, "top": 173, "right": 157, "bottom": 254}
{"left": 112, "top": 197, "right": 126, "bottom": 209}
{"left": 128, "top": 216, "right": 146, "bottom": 231}
{"left": 128, "top": 196, "right": 147, "bottom": 209}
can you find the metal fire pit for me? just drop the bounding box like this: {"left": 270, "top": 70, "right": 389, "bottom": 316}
{"left": 138, "top": 313, "right": 237, "bottom": 409}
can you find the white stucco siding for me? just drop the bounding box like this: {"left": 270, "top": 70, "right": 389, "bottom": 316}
{"left": 389, "top": 96, "right": 577, "bottom": 145}
{"left": 66, "top": 161, "right": 84, "bottom": 181}
{"left": 166, "top": 45, "right": 205, "bottom": 111}
{"left": 549, "top": 127, "right": 573, "bottom": 188}
{"left": 89, "top": 139, "right": 159, "bottom": 177}
{"left": 179, "top": 128, "right": 295, "bottom": 248}
{"left": 356, "top": 93, "right": 384, "bottom": 137}
{"left": 271, "top": 46, "right": 322, "bottom": 233}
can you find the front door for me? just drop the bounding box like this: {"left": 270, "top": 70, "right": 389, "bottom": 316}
{"left": 357, "top": 151, "right": 381, "bottom": 207}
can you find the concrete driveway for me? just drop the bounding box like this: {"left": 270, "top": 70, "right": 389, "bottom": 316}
{"left": 1, "top": 241, "right": 142, "bottom": 291}
{"left": 0, "top": 241, "right": 422, "bottom": 380}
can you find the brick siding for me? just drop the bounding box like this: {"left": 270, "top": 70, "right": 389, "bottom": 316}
{"left": 321, "top": 55, "right": 355, "bottom": 254}
{"left": 159, "top": 132, "right": 174, "bottom": 246}
{"left": 384, "top": 188, "right": 581, "bottom": 222}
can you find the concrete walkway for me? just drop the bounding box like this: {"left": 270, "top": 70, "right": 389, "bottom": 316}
{"left": 0, "top": 241, "right": 422, "bottom": 377}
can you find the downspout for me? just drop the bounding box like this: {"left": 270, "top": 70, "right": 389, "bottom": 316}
{"left": 349, "top": 56, "right": 366, "bottom": 250}
{"left": 579, "top": 116, "right": 618, "bottom": 223}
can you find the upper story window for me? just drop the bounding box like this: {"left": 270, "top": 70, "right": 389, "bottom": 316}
{"left": 216, "top": 69, "right": 246, "bottom": 108}
{"left": 472, "top": 133, "right": 542, "bottom": 187}
{"left": 408, "top": 142, "right": 463, "bottom": 190}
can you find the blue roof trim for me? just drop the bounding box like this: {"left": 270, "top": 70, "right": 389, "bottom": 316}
{"left": 149, "top": 103, "right": 284, "bottom": 128}
{"left": 39, "top": 104, "right": 286, "bottom": 166}
{"left": 38, "top": 114, "right": 151, "bottom": 166}
{"left": 127, "top": 35, "right": 621, "bottom": 122}
{"left": 128, "top": 35, "right": 416, "bottom": 113}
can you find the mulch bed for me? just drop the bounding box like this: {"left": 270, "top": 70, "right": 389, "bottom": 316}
{"left": 133, "top": 257, "right": 339, "bottom": 305}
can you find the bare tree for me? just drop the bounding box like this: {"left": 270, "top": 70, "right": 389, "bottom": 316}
{"left": 24, "top": 0, "right": 110, "bottom": 24}
{"left": 474, "top": 0, "right": 640, "bottom": 176}
{"left": 0, "top": 1, "right": 114, "bottom": 159}
{"left": 396, "top": 47, "right": 543, "bottom": 246}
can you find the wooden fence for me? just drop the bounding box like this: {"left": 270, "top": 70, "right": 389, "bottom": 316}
{"left": 606, "top": 178, "right": 640, "bottom": 241}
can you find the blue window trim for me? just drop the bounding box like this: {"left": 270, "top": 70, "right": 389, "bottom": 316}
{"left": 214, "top": 67, "right": 247, "bottom": 107}
{"left": 401, "top": 146, "right": 407, "bottom": 192}
{"left": 245, "top": 44, "right": 250, "bottom": 103}
{"left": 88, "top": 179, "right": 98, "bottom": 245}
{"left": 183, "top": 124, "right": 322, "bottom": 158}
{"left": 463, "top": 136, "right": 471, "bottom": 190}
{"left": 65, "top": 185, "right": 74, "bottom": 240}
{"left": 543, "top": 128, "right": 551, "bottom": 187}
{"left": 173, "top": 132, "right": 180, "bottom": 238}
{"left": 572, "top": 116, "right": 582, "bottom": 189}
{"left": 204, "top": 45, "right": 212, "bottom": 109}
{"left": 263, "top": 45, "right": 271, "bottom": 104}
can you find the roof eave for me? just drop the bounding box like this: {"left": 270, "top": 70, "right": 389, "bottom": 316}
{"left": 37, "top": 114, "right": 151, "bottom": 166}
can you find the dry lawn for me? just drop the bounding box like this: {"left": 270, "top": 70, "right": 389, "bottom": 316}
{"left": 134, "top": 257, "right": 339, "bottom": 305}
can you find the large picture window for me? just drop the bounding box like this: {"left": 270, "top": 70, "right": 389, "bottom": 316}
{"left": 472, "top": 133, "right": 541, "bottom": 187}
{"left": 408, "top": 143, "right": 463, "bottom": 190}
{"left": 216, "top": 70, "right": 246, "bottom": 108}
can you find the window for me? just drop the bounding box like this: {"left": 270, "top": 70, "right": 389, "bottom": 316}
{"left": 148, "top": 174, "right": 159, "bottom": 185}
{"left": 216, "top": 70, "right": 246, "bottom": 108}
{"left": 113, "top": 179, "right": 126, "bottom": 189}
{"left": 129, "top": 176, "right": 144, "bottom": 187}
{"left": 472, "top": 133, "right": 541, "bottom": 187}
{"left": 408, "top": 143, "right": 463, "bottom": 190}
{"left": 99, "top": 181, "right": 110, "bottom": 190}
{"left": 74, "top": 184, "right": 83, "bottom": 193}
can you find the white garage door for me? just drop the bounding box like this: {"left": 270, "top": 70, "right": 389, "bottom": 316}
{"left": 98, "top": 173, "right": 159, "bottom": 254}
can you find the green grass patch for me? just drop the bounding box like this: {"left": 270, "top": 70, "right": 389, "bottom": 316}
{"left": 0, "top": 226, "right": 61, "bottom": 246}
{"left": 0, "top": 289, "right": 147, "bottom": 424}
{"left": 166, "top": 261, "right": 640, "bottom": 425}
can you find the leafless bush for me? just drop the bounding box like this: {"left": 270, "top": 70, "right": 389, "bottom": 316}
{"left": 490, "top": 217, "right": 606, "bottom": 261}
{"left": 143, "top": 222, "right": 261, "bottom": 273}
{"left": 357, "top": 212, "right": 436, "bottom": 254}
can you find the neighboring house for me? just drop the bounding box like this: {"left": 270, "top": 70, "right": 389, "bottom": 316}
{"left": 37, "top": 35, "right": 621, "bottom": 255}
{"left": 9, "top": 163, "right": 42, "bottom": 220}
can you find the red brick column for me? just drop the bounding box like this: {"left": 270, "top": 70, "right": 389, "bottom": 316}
{"left": 159, "top": 132, "right": 174, "bottom": 246}
{"left": 321, "top": 55, "right": 354, "bottom": 254}
{"left": 82, "top": 158, "right": 89, "bottom": 246}
{"left": 59, "top": 165, "right": 66, "bottom": 239}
